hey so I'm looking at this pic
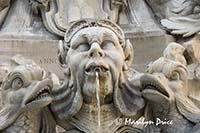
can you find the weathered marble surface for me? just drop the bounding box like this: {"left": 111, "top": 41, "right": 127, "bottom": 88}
{"left": 141, "top": 43, "right": 200, "bottom": 133}
{"left": 0, "top": 58, "right": 56, "bottom": 132}
{"left": 51, "top": 19, "right": 145, "bottom": 133}
{"left": 0, "top": 0, "right": 199, "bottom": 133}
{"left": 0, "top": 39, "right": 63, "bottom": 78}
{"left": 0, "top": 0, "right": 173, "bottom": 76}
{"left": 0, "top": 36, "right": 173, "bottom": 77}
{"left": 183, "top": 34, "right": 200, "bottom": 108}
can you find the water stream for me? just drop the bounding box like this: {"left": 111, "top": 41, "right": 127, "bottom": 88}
{"left": 95, "top": 72, "right": 101, "bottom": 132}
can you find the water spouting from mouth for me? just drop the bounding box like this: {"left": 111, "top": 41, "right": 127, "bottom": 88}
{"left": 95, "top": 71, "right": 101, "bottom": 132}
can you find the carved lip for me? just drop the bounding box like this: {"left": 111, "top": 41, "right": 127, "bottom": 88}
{"left": 85, "top": 62, "right": 109, "bottom": 73}
{"left": 141, "top": 74, "right": 170, "bottom": 98}
{"left": 25, "top": 79, "right": 53, "bottom": 107}
{"left": 25, "top": 86, "right": 52, "bottom": 104}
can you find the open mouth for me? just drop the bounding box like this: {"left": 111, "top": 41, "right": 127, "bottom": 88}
{"left": 141, "top": 75, "right": 170, "bottom": 99}
{"left": 85, "top": 66, "right": 108, "bottom": 73}
{"left": 143, "top": 83, "right": 169, "bottom": 98}
{"left": 85, "top": 63, "right": 109, "bottom": 73}
{"left": 25, "top": 85, "right": 52, "bottom": 106}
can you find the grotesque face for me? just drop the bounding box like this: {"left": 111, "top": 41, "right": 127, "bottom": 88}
{"left": 2, "top": 65, "right": 53, "bottom": 110}
{"left": 66, "top": 27, "right": 125, "bottom": 103}
{"left": 54, "top": 20, "right": 145, "bottom": 120}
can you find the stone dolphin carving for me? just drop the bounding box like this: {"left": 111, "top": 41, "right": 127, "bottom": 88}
{"left": 141, "top": 57, "right": 200, "bottom": 133}
{"left": 0, "top": 64, "right": 55, "bottom": 133}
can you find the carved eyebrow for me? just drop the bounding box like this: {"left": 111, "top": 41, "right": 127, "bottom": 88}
{"left": 99, "top": 31, "right": 106, "bottom": 42}
{"left": 82, "top": 33, "right": 90, "bottom": 39}
{"left": 101, "top": 31, "right": 119, "bottom": 45}
{"left": 90, "top": 31, "right": 119, "bottom": 44}
{"left": 70, "top": 30, "right": 119, "bottom": 47}
{"left": 71, "top": 33, "right": 89, "bottom": 48}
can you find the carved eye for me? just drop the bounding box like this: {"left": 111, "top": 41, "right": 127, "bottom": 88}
{"left": 76, "top": 43, "right": 90, "bottom": 51}
{"left": 12, "top": 77, "right": 23, "bottom": 89}
{"left": 101, "top": 40, "right": 115, "bottom": 49}
{"left": 170, "top": 71, "right": 180, "bottom": 80}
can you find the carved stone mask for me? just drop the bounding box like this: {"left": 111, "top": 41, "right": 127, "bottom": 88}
{"left": 65, "top": 20, "right": 128, "bottom": 102}
{"left": 54, "top": 19, "right": 145, "bottom": 119}
{"left": 67, "top": 26, "right": 126, "bottom": 101}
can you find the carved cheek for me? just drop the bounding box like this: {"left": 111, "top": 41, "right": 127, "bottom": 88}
{"left": 104, "top": 50, "right": 124, "bottom": 67}
{"left": 3, "top": 91, "right": 12, "bottom": 103}
{"left": 68, "top": 52, "right": 89, "bottom": 73}
{"left": 169, "top": 81, "right": 184, "bottom": 93}
{"left": 8, "top": 90, "right": 24, "bottom": 104}
{"left": 67, "top": 49, "right": 87, "bottom": 63}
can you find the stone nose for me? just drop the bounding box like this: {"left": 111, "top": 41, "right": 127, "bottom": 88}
{"left": 88, "top": 42, "right": 104, "bottom": 57}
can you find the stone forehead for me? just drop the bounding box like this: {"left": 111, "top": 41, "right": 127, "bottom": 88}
{"left": 70, "top": 27, "right": 119, "bottom": 41}
{"left": 64, "top": 19, "right": 125, "bottom": 46}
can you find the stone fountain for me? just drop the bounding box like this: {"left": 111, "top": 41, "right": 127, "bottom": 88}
{"left": 0, "top": 0, "right": 199, "bottom": 133}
